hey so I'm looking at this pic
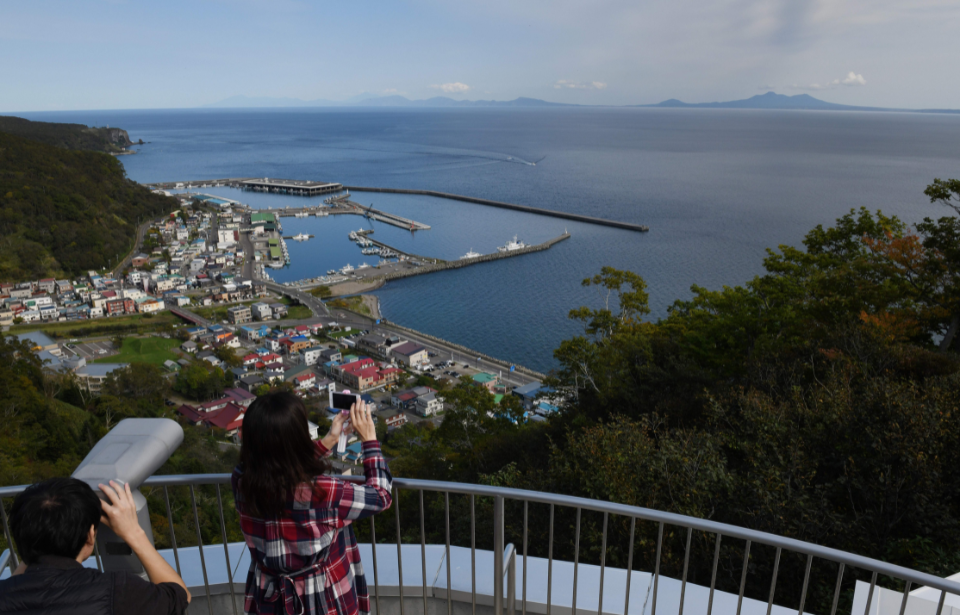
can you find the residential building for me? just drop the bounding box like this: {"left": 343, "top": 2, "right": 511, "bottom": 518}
{"left": 270, "top": 303, "right": 288, "bottom": 319}
{"left": 224, "top": 387, "right": 256, "bottom": 408}
{"left": 316, "top": 348, "right": 340, "bottom": 364}
{"left": 472, "top": 372, "right": 499, "bottom": 393}
{"left": 37, "top": 278, "right": 56, "bottom": 294}
{"left": 228, "top": 304, "right": 252, "bottom": 324}
{"left": 390, "top": 342, "right": 429, "bottom": 367}
{"left": 74, "top": 363, "right": 127, "bottom": 395}
{"left": 382, "top": 410, "right": 408, "bottom": 429}
{"left": 251, "top": 302, "right": 273, "bottom": 321}
{"left": 415, "top": 392, "right": 443, "bottom": 417}
{"left": 281, "top": 335, "right": 312, "bottom": 354}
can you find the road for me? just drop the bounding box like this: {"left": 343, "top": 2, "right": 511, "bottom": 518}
{"left": 261, "top": 280, "right": 331, "bottom": 318}
{"left": 272, "top": 310, "right": 542, "bottom": 389}
{"left": 110, "top": 218, "right": 153, "bottom": 278}
{"left": 239, "top": 231, "right": 256, "bottom": 280}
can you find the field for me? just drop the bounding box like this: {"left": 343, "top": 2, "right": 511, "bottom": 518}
{"left": 94, "top": 336, "right": 181, "bottom": 365}
{"left": 11, "top": 312, "right": 180, "bottom": 339}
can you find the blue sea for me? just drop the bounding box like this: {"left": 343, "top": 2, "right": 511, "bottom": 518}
{"left": 18, "top": 107, "right": 960, "bottom": 371}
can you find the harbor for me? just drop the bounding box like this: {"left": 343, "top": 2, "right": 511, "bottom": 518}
{"left": 150, "top": 176, "right": 590, "bottom": 301}
{"left": 145, "top": 178, "right": 649, "bottom": 232}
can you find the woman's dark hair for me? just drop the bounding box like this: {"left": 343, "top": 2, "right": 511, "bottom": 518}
{"left": 239, "top": 390, "right": 330, "bottom": 518}
{"left": 11, "top": 477, "right": 102, "bottom": 564}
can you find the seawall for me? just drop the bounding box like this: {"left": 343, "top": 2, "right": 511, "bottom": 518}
{"left": 376, "top": 232, "right": 570, "bottom": 282}
{"left": 344, "top": 186, "right": 649, "bottom": 232}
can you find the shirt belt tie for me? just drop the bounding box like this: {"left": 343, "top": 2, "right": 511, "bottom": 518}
{"left": 259, "top": 559, "right": 334, "bottom": 615}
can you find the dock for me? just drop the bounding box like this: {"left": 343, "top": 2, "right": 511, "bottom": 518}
{"left": 328, "top": 194, "right": 431, "bottom": 230}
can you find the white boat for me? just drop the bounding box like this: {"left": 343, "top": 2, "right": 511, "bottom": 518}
{"left": 357, "top": 263, "right": 371, "bottom": 270}
{"left": 292, "top": 233, "right": 310, "bottom": 241}
{"left": 294, "top": 212, "right": 308, "bottom": 218}
{"left": 497, "top": 236, "right": 526, "bottom": 253}
{"left": 460, "top": 249, "right": 482, "bottom": 260}
{"left": 341, "top": 264, "right": 355, "bottom": 274}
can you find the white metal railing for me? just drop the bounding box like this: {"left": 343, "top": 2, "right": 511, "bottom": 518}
{"left": 2, "top": 475, "right": 960, "bottom": 615}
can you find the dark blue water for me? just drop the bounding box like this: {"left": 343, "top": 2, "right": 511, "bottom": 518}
{"left": 18, "top": 108, "right": 960, "bottom": 371}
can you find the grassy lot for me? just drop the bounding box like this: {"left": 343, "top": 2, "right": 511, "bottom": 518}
{"left": 274, "top": 295, "right": 313, "bottom": 320}
{"left": 328, "top": 295, "right": 371, "bottom": 316}
{"left": 94, "top": 336, "right": 181, "bottom": 365}
{"left": 286, "top": 305, "right": 312, "bottom": 319}
{"left": 11, "top": 312, "right": 179, "bottom": 339}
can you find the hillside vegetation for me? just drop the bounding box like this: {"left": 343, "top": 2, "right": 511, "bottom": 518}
{"left": 382, "top": 180, "right": 960, "bottom": 612}
{"left": 0, "top": 115, "right": 138, "bottom": 153}
{"left": 0, "top": 130, "right": 176, "bottom": 281}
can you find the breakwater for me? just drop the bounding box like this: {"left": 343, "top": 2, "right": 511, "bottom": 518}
{"left": 344, "top": 186, "right": 649, "bottom": 232}
{"left": 375, "top": 232, "right": 570, "bottom": 282}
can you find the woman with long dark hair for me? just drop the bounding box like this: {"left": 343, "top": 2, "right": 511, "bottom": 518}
{"left": 232, "top": 391, "right": 392, "bottom": 615}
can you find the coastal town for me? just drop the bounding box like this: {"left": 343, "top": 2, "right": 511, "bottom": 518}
{"left": 3, "top": 187, "right": 557, "bottom": 461}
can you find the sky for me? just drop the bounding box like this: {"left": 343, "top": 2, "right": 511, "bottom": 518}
{"left": 2, "top": 0, "right": 960, "bottom": 112}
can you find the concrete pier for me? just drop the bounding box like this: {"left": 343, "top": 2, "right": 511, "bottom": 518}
{"left": 344, "top": 186, "right": 649, "bottom": 232}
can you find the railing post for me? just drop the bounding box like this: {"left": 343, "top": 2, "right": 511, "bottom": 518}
{"left": 508, "top": 549, "right": 517, "bottom": 615}
{"left": 494, "top": 495, "right": 505, "bottom": 615}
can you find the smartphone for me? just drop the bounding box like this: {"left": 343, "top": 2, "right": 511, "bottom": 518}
{"left": 330, "top": 391, "right": 360, "bottom": 411}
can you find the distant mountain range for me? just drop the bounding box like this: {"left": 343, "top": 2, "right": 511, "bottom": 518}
{"left": 203, "top": 91, "right": 959, "bottom": 114}
{"left": 203, "top": 94, "right": 573, "bottom": 108}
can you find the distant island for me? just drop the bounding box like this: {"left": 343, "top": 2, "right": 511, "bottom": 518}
{"left": 204, "top": 94, "right": 574, "bottom": 109}
{"left": 204, "top": 90, "right": 960, "bottom": 114}
{"left": 636, "top": 91, "right": 960, "bottom": 114}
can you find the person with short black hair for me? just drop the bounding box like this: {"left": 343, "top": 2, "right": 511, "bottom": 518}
{"left": 0, "top": 477, "right": 191, "bottom": 615}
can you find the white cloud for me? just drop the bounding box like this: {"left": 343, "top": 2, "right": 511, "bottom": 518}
{"left": 430, "top": 82, "right": 471, "bottom": 94}
{"left": 839, "top": 71, "right": 867, "bottom": 86}
{"left": 788, "top": 71, "right": 867, "bottom": 91}
{"left": 554, "top": 80, "right": 608, "bottom": 90}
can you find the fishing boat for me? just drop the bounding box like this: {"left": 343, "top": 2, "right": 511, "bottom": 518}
{"left": 497, "top": 236, "right": 526, "bottom": 253}
{"left": 292, "top": 233, "right": 310, "bottom": 241}
{"left": 340, "top": 264, "right": 355, "bottom": 274}
{"left": 460, "top": 249, "right": 482, "bottom": 260}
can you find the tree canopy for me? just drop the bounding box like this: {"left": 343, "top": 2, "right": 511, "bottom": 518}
{"left": 0, "top": 130, "right": 176, "bottom": 281}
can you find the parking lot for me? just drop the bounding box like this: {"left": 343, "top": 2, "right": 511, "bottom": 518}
{"left": 63, "top": 340, "right": 116, "bottom": 360}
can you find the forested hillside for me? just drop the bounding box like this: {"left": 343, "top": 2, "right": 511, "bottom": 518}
{"left": 0, "top": 116, "right": 137, "bottom": 153}
{"left": 0, "top": 130, "right": 176, "bottom": 281}
{"left": 381, "top": 180, "right": 960, "bottom": 612}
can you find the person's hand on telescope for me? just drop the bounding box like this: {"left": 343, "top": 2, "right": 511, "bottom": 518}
{"left": 98, "top": 480, "right": 192, "bottom": 600}
{"left": 99, "top": 480, "right": 148, "bottom": 546}
{"left": 350, "top": 401, "right": 377, "bottom": 442}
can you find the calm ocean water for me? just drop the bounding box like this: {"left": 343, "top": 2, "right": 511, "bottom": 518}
{"left": 18, "top": 107, "right": 960, "bottom": 371}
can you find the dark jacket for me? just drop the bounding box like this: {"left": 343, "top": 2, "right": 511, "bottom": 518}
{"left": 0, "top": 555, "right": 187, "bottom": 615}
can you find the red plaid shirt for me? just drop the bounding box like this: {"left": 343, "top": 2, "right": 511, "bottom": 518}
{"left": 232, "top": 440, "right": 393, "bottom": 615}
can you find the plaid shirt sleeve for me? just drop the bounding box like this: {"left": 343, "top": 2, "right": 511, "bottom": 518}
{"left": 316, "top": 440, "right": 393, "bottom": 528}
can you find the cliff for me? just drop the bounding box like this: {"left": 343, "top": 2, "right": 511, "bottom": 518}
{"left": 0, "top": 115, "right": 141, "bottom": 153}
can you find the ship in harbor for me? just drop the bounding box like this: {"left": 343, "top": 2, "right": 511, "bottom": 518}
{"left": 292, "top": 233, "right": 310, "bottom": 241}
{"left": 340, "top": 263, "right": 355, "bottom": 274}
{"left": 497, "top": 236, "right": 526, "bottom": 253}
{"left": 460, "top": 249, "right": 482, "bottom": 260}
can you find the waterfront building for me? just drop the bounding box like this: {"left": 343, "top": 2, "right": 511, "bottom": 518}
{"left": 390, "top": 341, "right": 429, "bottom": 367}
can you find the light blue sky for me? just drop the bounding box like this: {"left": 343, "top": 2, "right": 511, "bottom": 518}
{"left": 3, "top": 0, "right": 959, "bottom": 111}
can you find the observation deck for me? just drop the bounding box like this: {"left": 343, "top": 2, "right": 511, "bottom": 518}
{"left": 3, "top": 474, "right": 960, "bottom": 615}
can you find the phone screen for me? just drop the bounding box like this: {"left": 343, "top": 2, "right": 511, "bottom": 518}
{"left": 330, "top": 392, "right": 358, "bottom": 410}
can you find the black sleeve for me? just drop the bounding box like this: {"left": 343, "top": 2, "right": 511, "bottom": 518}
{"left": 113, "top": 572, "right": 189, "bottom": 615}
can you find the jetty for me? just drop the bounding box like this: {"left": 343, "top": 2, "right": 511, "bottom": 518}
{"left": 343, "top": 186, "right": 649, "bottom": 232}
{"left": 142, "top": 177, "right": 649, "bottom": 231}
